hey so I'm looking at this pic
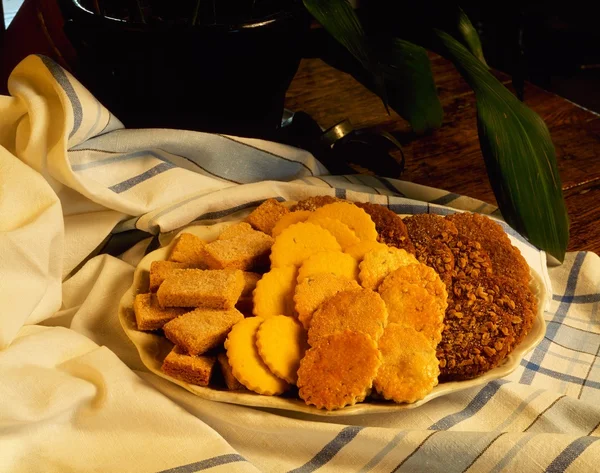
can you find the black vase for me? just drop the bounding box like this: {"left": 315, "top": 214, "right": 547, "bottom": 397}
{"left": 58, "top": 1, "right": 311, "bottom": 138}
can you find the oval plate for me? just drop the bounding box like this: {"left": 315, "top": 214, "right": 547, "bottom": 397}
{"left": 118, "top": 215, "right": 547, "bottom": 416}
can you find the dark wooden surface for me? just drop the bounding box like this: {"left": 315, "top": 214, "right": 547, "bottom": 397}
{"left": 285, "top": 54, "right": 600, "bottom": 255}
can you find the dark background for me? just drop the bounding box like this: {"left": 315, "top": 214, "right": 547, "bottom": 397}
{"left": 2, "top": 1, "right": 600, "bottom": 114}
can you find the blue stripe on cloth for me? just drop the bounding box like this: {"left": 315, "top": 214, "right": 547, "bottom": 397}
{"left": 387, "top": 203, "right": 429, "bottom": 215}
{"left": 400, "top": 431, "right": 506, "bottom": 473}
{"left": 156, "top": 453, "right": 247, "bottom": 473}
{"left": 488, "top": 433, "right": 535, "bottom": 473}
{"left": 287, "top": 426, "right": 363, "bottom": 473}
{"left": 545, "top": 436, "right": 599, "bottom": 472}
{"left": 552, "top": 293, "right": 600, "bottom": 304}
{"left": 335, "top": 188, "right": 347, "bottom": 199}
{"left": 374, "top": 177, "right": 405, "bottom": 196}
{"left": 38, "top": 55, "right": 83, "bottom": 139}
{"left": 429, "top": 380, "right": 509, "bottom": 430}
{"left": 429, "top": 192, "right": 461, "bottom": 206}
{"left": 108, "top": 162, "right": 175, "bottom": 193}
{"left": 217, "top": 134, "right": 316, "bottom": 177}
{"left": 520, "top": 360, "right": 600, "bottom": 389}
{"left": 71, "top": 150, "right": 161, "bottom": 170}
{"left": 357, "top": 431, "right": 410, "bottom": 473}
{"left": 520, "top": 252, "right": 587, "bottom": 384}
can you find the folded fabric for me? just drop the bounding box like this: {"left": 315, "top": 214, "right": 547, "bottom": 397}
{"left": 0, "top": 55, "right": 599, "bottom": 472}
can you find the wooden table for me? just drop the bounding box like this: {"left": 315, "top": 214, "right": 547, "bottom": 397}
{"left": 285, "top": 54, "right": 600, "bottom": 255}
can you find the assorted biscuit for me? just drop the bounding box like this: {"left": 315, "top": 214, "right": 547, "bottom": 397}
{"left": 131, "top": 196, "right": 536, "bottom": 410}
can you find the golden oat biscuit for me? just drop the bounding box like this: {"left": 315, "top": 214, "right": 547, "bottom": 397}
{"left": 378, "top": 283, "right": 444, "bottom": 345}
{"left": 294, "top": 274, "right": 361, "bottom": 330}
{"left": 163, "top": 307, "right": 244, "bottom": 356}
{"left": 358, "top": 247, "right": 418, "bottom": 290}
{"left": 217, "top": 222, "right": 255, "bottom": 240}
{"left": 203, "top": 230, "right": 274, "bottom": 271}
{"left": 270, "top": 222, "right": 341, "bottom": 268}
{"left": 157, "top": 268, "right": 244, "bottom": 309}
{"left": 225, "top": 317, "right": 290, "bottom": 395}
{"left": 413, "top": 239, "right": 454, "bottom": 288}
{"left": 297, "top": 331, "right": 381, "bottom": 410}
{"left": 437, "top": 298, "right": 516, "bottom": 381}
{"left": 379, "top": 263, "right": 448, "bottom": 314}
{"left": 252, "top": 266, "right": 298, "bottom": 318}
{"left": 245, "top": 198, "right": 290, "bottom": 235}
{"left": 306, "top": 216, "right": 360, "bottom": 250}
{"left": 256, "top": 315, "right": 308, "bottom": 384}
{"left": 354, "top": 202, "right": 415, "bottom": 253}
{"left": 374, "top": 324, "right": 439, "bottom": 403}
{"left": 149, "top": 261, "right": 195, "bottom": 292}
{"left": 168, "top": 233, "right": 209, "bottom": 267}
{"left": 445, "top": 212, "right": 530, "bottom": 284}
{"left": 217, "top": 353, "right": 246, "bottom": 391}
{"left": 308, "top": 288, "right": 388, "bottom": 346}
{"left": 404, "top": 214, "right": 458, "bottom": 244}
{"left": 297, "top": 251, "right": 358, "bottom": 284}
{"left": 291, "top": 195, "right": 341, "bottom": 212}
{"left": 271, "top": 211, "right": 312, "bottom": 237}
{"left": 235, "top": 272, "right": 262, "bottom": 315}
{"left": 161, "top": 346, "right": 216, "bottom": 387}
{"left": 133, "top": 293, "right": 189, "bottom": 331}
{"left": 345, "top": 240, "right": 389, "bottom": 262}
{"left": 310, "top": 202, "right": 378, "bottom": 241}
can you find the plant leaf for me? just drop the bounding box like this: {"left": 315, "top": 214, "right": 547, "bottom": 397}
{"left": 454, "top": 7, "right": 488, "bottom": 67}
{"left": 379, "top": 38, "right": 443, "bottom": 132}
{"left": 302, "top": 0, "right": 371, "bottom": 70}
{"left": 434, "top": 29, "right": 569, "bottom": 261}
{"left": 303, "top": 0, "right": 390, "bottom": 112}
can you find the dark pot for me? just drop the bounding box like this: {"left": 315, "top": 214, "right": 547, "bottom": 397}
{"left": 57, "top": 1, "right": 311, "bottom": 138}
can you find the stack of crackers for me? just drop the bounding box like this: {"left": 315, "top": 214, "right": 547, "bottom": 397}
{"left": 132, "top": 196, "right": 537, "bottom": 411}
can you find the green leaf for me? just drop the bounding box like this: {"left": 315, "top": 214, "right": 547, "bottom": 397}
{"left": 379, "top": 38, "right": 444, "bottom": 132}
{"left": 434, "top": 29, "right": 569, "bottom": 261}
{"left": 303, "top": 0, "right": 390, "bottom": 113}
{"left": 302, "top": 0, "right": 371, "bottom": 70}
{"left": 454, "top": 7, "right": 488, "bottom": 67}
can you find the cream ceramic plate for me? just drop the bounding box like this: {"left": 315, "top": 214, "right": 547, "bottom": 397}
{"left": 118, "top": 211, "right": 547, "bottom": 417}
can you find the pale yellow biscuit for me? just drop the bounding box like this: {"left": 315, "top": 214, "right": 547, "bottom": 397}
{"left": 256, "top": 315, "right": 308, "bottom": 384}
{"left": 358, "top": 247, "right": 418, "bottom": 290}
{"left": 374, "top": 323, "right": 439, "bottom": 403}
{"left": 308, "top": 288, "right": 388, "bottom": 346}
{"left": 271, "top": 211, "right": 312, "bottom": 237}
{"left": 296, "top": 251, "right": 358, "bottom": 284}
{"left": 306, "top": 216, "right": 360, "bottom": 250}
{"left": 310, "top": 202, "right": 378, "bottom": 241}
{"left": 270, "top": 222, "right": 341, "bottom": 268}
{"left": 345, "top": 240, "right": 389, "bottom": 262}
{"left": 294, "top": 274, "right": 361, "bottom": 330}
{"left": 225, "top": 317, "right": 289, "bottom": 395}
{"left": 252, "top": 266, "right": 298, "bottom": 318}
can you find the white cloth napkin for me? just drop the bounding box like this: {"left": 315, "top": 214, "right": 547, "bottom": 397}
{"left": 1, "top": 55, "right": 599, "bottom": 473}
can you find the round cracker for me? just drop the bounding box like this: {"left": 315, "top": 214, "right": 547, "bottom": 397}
{"left": 256, "top": 315, "right": 308, "bottom": 384}
{"left": 374, "top": 323, "right": 439, "bottom": 403}
{"left": 294, "top": 274, "right": 361, "bottom": 330}
{"left": 297, "top": 331, "right": 381, "bottom": 410}
{"left": 308, "top": 288, "right": 388, "bottom": 346}
{"left": 225, "top": 317, "right": 289, "bottom": 395}
{"left": 270, "top": 222, "right": 341, "bottom": 268}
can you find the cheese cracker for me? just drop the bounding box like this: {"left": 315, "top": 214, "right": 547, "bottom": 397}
{"left": 224, "top": 317, "right": 289, "bottom": 395}
{"left": 256, "top": 315, "right": 308, "bottom": 384}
